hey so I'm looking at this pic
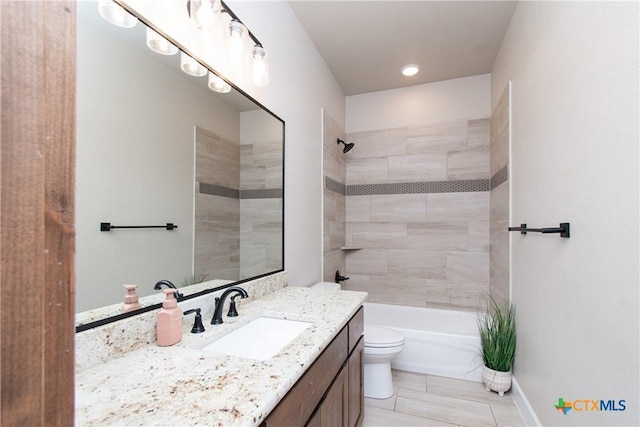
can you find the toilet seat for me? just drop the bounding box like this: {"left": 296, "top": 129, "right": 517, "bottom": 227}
{"left": 364, "top": 325, "right": 405, "bottom": 348}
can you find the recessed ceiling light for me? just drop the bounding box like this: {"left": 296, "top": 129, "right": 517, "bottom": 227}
{"left": 401, "top": 64, "right": 420, "bottom": 77}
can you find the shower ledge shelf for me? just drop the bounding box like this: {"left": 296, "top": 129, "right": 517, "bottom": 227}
{"left": 340, "top": 246, "right": 362, "bottom": 250}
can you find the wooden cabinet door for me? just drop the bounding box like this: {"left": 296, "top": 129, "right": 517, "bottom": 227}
{"left": 316, "top": 365, "right": 348, "bottom": 427}
{"left": 348, "top": 337, "right": 364, "bottom": 427}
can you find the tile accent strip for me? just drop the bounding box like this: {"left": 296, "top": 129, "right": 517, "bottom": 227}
{"left": 199, "top": 182, "right": 282, "bottom": 199}
{"left": 491, "top": 165, "right": 508, "bottom": 190}
{"left": 325, "top": 176, "right": 346, "bottom": 195}
{"left": 200, "top": 182, "right": 239, "bottom": 199}
{"left": 241, "top": 188, "right": 283, "bottom": 199}
{"left": 346, "top": 179, "right": 490, "bottom": 196}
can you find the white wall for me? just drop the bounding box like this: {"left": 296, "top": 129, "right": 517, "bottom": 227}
{"left": 492, "top": 2, "right": 639, "bottom": 425}
{"left": 346, "top": 74, "right": 490, "bottom": 132}
{"left": 121, "top": 0, "right": 345, "bottom": 287}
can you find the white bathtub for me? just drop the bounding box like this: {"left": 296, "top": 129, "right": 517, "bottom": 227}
{"left": 364, "top": 302, "right": 483, "bottom": 382}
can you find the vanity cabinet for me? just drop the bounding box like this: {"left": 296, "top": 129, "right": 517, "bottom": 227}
{"left": 262, "top": 306, "right": 364, "bottom": 427}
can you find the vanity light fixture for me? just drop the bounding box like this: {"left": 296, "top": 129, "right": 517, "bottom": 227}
{"left": 146, "top": 28, "right": 178, "bottom": 55}
{"left": 401, "top": 64, "right": 420, "bottom": 77}
{"left": 180, "top": 52, "right": 207, "bottom": 77}
{"left": 98, "top": 0, "right": 138, "bottom": 28}
{"left": 208, "top": 72, "right": 232, "bottom": 93}
{"left": 227, "top": 18, "right": 247, "bottom": 65}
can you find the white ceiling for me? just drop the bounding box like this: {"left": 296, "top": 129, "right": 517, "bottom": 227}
{"left": 288, "top": 1, "right": 518, "bottom": 96}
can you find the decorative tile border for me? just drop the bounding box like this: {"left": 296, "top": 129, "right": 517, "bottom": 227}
{"left": 345, "top": 179, "right": 490, "bottom": 196}
{"left": 325, "top": 176, "right": 346, "bottom": 195}
{"left": 200, "top": 182, "right": 240, "bottom": 199}
{"left": 241, "top": 188, "right": 283, "bottom": 199}
{"left": 199, "top": 182, "right": 282, "bottom": 199}
{"left": 491, "top": 165, "right": 508, "bottom": 190}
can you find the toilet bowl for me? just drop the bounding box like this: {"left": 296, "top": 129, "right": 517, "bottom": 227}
{"left": 311, "top": 282, "right": 405, "bottom": 399}
{"left": 363, "top": 324, "right": 405, "bottom": 399}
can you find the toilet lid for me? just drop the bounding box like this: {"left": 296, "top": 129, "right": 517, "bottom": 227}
{"left": 364, "top": 325, "right": 405, "bottom": 348}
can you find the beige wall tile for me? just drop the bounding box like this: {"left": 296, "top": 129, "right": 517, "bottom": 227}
{"left": 468, "top": 221, "right": 490, "bottom": 252}
{"left": 426, "top": 192, "right": 489, "bottom": 222}
{"left": 424, "top": 279, "right": 488, "bottom": 311}
{"left": 490, "top": 180, "right": 509, "bottom": 221}
{"left": 346, "top": 249, "right": 388, "bottom": 275}
{"left": 348, "top": 128, "right": 406, "bottom": 160}
{"left": 445, "top": 251, "right": 489, "bottom": 283}
{"left": 349, "top": 222, "right": 408, "bottom": 249}
{"left": 347, "top": 157, "right": 389, "bottom": 184}
{"left": 346, "top": 195, "right": 370, "bottom": 222}
{"left": 405, "top": 222, "right": 468, "bottom": 251}
{"left": 467, "top": 118, "right": 490, "bottom": 149}
{"left": 490, "top": 220, "right": 509, "bottom": 259}
{"left": 406, "top": 121, "right": 468, "bottom": 153}
{"left": 388, "top": 249, "right": 447, "bottom": 279}
{"left": 447, "top": 146, "right": 490, "bottom": 180}
{"left": 490, "top": 254, "right": 509, "bottom": 304}
{"left": 323, "top": 249, "right": 343, "bottom": 283}
{"left": 389, "top": 153, "right": 448, "bottom": 182}
{"left": 370, "top": 194, "right": 427, "bottom": 223}
{"left": 490, "top": 86, "right": 509, "bottom": 176}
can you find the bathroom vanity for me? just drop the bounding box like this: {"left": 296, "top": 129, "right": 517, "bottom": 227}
{"left": 75, "top": 284, "right": 367, "bottom": 426}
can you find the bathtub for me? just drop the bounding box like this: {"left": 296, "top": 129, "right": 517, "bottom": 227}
{"left": 364, "top": 302, "right": 483, "bottom": 382}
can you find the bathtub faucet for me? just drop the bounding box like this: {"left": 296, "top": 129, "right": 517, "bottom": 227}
{"left": 335, "top": 270, "right": 349, "bottom": 283}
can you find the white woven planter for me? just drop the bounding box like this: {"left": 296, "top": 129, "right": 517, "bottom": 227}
{"left": 482, "top": 365, "right": 512, "bottom": 396}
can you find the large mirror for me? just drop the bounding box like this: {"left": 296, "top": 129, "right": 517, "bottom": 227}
{"left": 76, "top": 1, "right": 284, "bottom": 328}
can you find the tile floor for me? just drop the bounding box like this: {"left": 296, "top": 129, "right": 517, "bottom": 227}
{"left": 362, "top": 370, "right": 526, "bottom": 427}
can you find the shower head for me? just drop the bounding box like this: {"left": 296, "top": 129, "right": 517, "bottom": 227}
{"left": 337, "top": 138, "right": 355, "bottom": 153}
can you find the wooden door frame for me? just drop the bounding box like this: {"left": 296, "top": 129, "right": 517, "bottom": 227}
{"left": 1, "top": 1, "right": 76, "bottom": 424}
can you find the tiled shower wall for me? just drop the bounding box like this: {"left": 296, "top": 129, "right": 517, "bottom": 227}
{"left": 490, "top": 85, "right": 510, "bottom": 304}
{"left": 342, "top": 119, "right": 492, "bottom": 311}
{"left": 323, "top": 110, "right": 347, "bottom": 282}
{"left": 194, "top": 126, "right": 283, "bottom": 282}
{"left": 194, "top": 126, "right": 240, "bottom": 281}
{"left": 239, "top": 140, "right": 284, "bottom": 279}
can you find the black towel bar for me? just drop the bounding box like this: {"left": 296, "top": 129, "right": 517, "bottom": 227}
{"left": 508, "top": 223, "right": 570, "bottom": 238}
{"left": 100, "top": 222, "right": 178, "bottom": 232}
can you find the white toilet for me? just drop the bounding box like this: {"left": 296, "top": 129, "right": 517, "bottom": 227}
{"left": 311, "top": 282, "right": 405, "bottom": 399}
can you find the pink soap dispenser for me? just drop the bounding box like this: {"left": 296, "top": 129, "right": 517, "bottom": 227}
{"left": 156, "top": 288, "right": 183, "bottom": 347}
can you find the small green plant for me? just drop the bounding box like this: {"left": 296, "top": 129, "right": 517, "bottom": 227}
{"left": 478, "top": 297, "right": 516, "bottom": 373}
{"left": 181, "top": 272, "right": 210, "bottom": 287}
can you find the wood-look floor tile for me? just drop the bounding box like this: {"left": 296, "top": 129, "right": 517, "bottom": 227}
{"left": 396, "top": 388, "right": 496, "bottom": 426}
{"left": 491, "top": 403, "right": 527, "bottom": 427}
{"left": 364, "top": 388, "right": 398, "bottom": 410}
{"left": 427, "top": 375, "right": 515, "bottom": 407}
{"left": 363, "top": 405, "right": 457, "bottom": 427}
{"left": 392, "top": 370, "right": 428, "bottom": 392}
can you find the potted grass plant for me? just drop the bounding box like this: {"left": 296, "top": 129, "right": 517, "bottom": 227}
{"left": 478, "top": 297, "right": 516, "bottom": 396}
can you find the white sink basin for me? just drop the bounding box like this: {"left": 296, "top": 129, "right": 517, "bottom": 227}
{"left": 201, "top": 317, "right": 312, "bottom": 360}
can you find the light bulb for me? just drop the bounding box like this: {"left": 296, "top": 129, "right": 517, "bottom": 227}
{"left": 180, "top": 52, "right": 207, "bottom": 77}
{"left": 146, "top": 28, "right": 178, "bottom": 56}
{"left": 208, "top": 72, "right": 231, "bottom": 93}
{"left": 189, "top": 0, "right": 221, "bottom": 31}
{"left": 98, "top": 0, "right": 137, "bottom": 28}
{"left": 251, "top": 45, "right": 269, "bottom": 86}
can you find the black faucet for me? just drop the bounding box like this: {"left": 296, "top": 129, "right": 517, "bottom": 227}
{"left": 154, "top": 280, "right": 184, "bottom": 300}
{"left": 211, "top": 287, "right": 248, "bottom": 325}
{"left": 335, "top": 270, "right": 349, "bottom": 283}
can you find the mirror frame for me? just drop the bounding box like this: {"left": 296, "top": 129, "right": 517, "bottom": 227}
{"left": 75, "top": 1, "right": 285, "bottom": 333}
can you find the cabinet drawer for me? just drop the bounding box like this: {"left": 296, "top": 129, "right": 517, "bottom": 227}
{"left": 348, "top": 307, "right": 364, "bottom": 354}
{"left": 262, "top": 326, "right": 348, "bottom": 427}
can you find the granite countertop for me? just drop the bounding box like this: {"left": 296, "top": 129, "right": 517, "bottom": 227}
{"left": 75, "top": 286, "right": 368, "bottom": 427}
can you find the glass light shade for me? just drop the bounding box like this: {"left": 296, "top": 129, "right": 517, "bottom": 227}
{"left": 146, "top": 28, "right": 178, "bottom": 56}
{"left": 251, "top": 45, "right": 269, "bottom": 86}
{"left": 208, "top": 72, "right": 231, "bottom": 93}
{"left": 227, "top": 19, "right": 246, "bottom": 61}
{"left": 98, "top": 0, "right": 138, "bottom": 28}
{"left": 189, "top": 0, "right": 221, "bottom": 31}
{"left": 180, "top": 53, "right": 207, "bottom": 77}
{"left": 401, "top": 64, "right": 420, "bottom": 77}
